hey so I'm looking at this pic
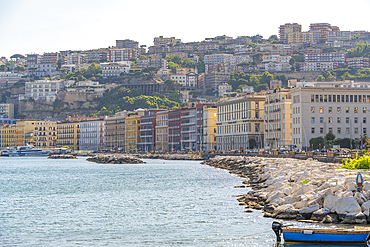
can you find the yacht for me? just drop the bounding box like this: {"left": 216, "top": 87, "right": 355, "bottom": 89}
{"left": 1, "top": 146, "right": 50, "bottom": 157}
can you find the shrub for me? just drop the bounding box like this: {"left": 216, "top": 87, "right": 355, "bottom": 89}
{"left": 342, "top": 153, "right": 370, "bottom": 170}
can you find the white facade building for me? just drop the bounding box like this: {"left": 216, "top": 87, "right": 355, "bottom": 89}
{"left": 291, "top": 81, "right": 370, "bottom": 150}
{"left": 0, "top": 72, "right": 23, "bottom": 88}
{"left": 79, "top": 120, "right": 105, "bottom": 151}
{"left": 101, "top": 61, "right": 131, "bottom": 78}
{"left": 224, "top": 55, "right": 251, "bottom": 66}
{"left": 24, "top": 80, "right": 65, "bottom": 102}
{"left": 204, "top": 54, "right": 233, "bottom": 64}
{"left": 28, "top": 63, "right": 57, "bottom": 77}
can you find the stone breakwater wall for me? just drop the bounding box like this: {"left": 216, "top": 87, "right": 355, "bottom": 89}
{"left": 87, "top": 154, "right": 145, "bottom": 164}
{"left": 134, "top": 154, "right": 203, "bottom": 160}
{"left": 201, "top": 156, "right": 370, "bottom": 224}
{"left": 48, "top": 154, "right": 77, "bottom": 159}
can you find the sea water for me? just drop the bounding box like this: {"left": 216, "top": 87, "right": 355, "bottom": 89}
{"left": 0, "top": 157, "right": 363, "bottom": 246}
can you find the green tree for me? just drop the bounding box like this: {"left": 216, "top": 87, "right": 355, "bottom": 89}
{"left": 316, "top": 75, "right": 325, "bottom": 81}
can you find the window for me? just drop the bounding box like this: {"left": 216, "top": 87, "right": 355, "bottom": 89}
{"left": 320, "top": 128, "right": 323, "bottom": 134}
{"left": 346, "top": 95, "right": 349, "bottom": 102}
{"left": 364, "top": 128, "right": 367, "bottom": 134}
{"left": 364, "top": 117, "right": 367, "bottom": 124}
{"left": 311, "top": 128, "right": 315, "bottom": 134}
{"left": 337, "top": 128, "right": 341, "bottom": 134}
{"left": 354, "top": 107, "right": 358, "bottom": 113}
{"left": 346, "top": 117, "right": 349, "bottom": 124}
{"left": 328, "top": 117, "right": 333, "bottom": 123}
{"left": 341, "top": 95, "right": 344, "bottom": 102}
{"left": 364, "top": 107, "right": 367, "bottom": 113}
{"left": 329, "top": 127, "right": 333, "bottom": 133}
{"left": 311, "top": 117, "right": 315, "bottom": 124}
{"left": 320, "top": 107, "right": 323, "bottom": 113}
{"left": 320, "top": 117, "right": 324, "bottom": 123}
{"left": 337, "top": 107, "right": 341, "bottom": 113}
{"left": 328, "top": 95, "right": 332, "bottom": 102}
{"left": 311, "top": 107, "right": 315, "bottom": 113}
{"left": 354, "top": 95, "right": 357, "bottom": 102}
{"left": 311, "top": 95, "right": 314, "bottom": 102}
{"left": 333, "top": 95, "right": 336, "bottom": 102}
{"left": 359, "top": 95, "right": 362, "bottom": 102}
{"left": 355, "top": 128, "right": 358, "bottom": 134}
{"left": 324, "top": 95, "right": 327, "bottom": 102}
{"left": 315, "top": 95, "right": 319, "bottom": 102}
{"left": 350, "top": 95, "right": 353, "bottom": 102}
{"left": 346, "top": 107, "right": 349, "bottom": 113}
{"left": 320, "top": 95, "right": 323, "bottom": 102}
{"left": 337, "top": 117, "right": 341, "bottom": 124}
{"left": 355, "top": 117, "right": 358, "bottom": 124}
{"left": 328, "top": 107, "right": 332, "bottom": 113}
{"left": 346, "top": 128, "right": 349, "bottom": 134}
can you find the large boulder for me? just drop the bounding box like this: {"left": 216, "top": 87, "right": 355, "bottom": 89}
{"left": 341, "top": 212, "right": 367, "bottom": 224}
{"left": 336, "top": 190, "right": 353, "bottom": 198}
{"left": 275, "top": 208, "right": 300, "bottom": 219}
{"left": 354, "top": 192, "right": 367, "bottom": 205}
{"left": 272, "top": 204, "right": 294, "bottom": 218}
{"left": 266, "top": 191, "right": 285, "bottom": 203}
{"left": 363, "top": 181, "right": 370, "bottom": 192}
{"left": 323, "top": 195, "right": 339, "bottom": 211}
{"left": 322, "top": 213, "right": 340, "bottom": 223}
{"left": 293, "top": 200, "right": 308, "bottom": 209}
{"left": 361, "top": 200, "right": 370, "bottom": 212}
{"left": 299, "top": 204, "right": 320, "bottom": 214}
{"left": 307, "top": 188, "right": 333, "bottom": 207}
{"left": 334, "top": 197, "right": 361, "bottom": 215}
{"left": 311, "top": 208, "right": 330, "bottom": 221}
{"left": 292, "top": 185, "right": 313, "bottom": 196}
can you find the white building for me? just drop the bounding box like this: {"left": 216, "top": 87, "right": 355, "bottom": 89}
{"left": 218, "top": 83, "right": 232, "bottom": 96}
{"left": 0, "top": 72, "right": 23, "bottom": 88}
{"left": 204, "top": 54, "right": 233, "bottom": 64}
{"left": 28, "top": 63, "right": 57, "bottom": 77}
{"left": 79, "top": 120, "right": 105, "bottom": 151}
{"left": 242, "top": 86, "right": 254, "bottom": 93}
{"left": 170, "top": 72, "right": 198, "bottom": 88}
{"left": 101, "top": 61, "right": 131, "bottom": 78}
{"left": 224, "top": 55, "right": 251, "bottom": 66}
{"left": 291, "top": 81, "right": 370, "bottom": 150}
{"left": 0, "top": 103, "right": 14, "bottom": 118}
{"left": 24, "top": 80, "right": 66, "bottom": 102}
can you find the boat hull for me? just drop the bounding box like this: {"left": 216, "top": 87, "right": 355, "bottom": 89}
{"left": 283, "top": 232, "right": 369, "bottom": 243}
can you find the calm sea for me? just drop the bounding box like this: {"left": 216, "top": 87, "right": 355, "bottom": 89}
{"left": 0, "top": 157, "right": 362, "bottom": 247}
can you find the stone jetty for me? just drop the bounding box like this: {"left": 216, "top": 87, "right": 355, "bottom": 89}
{"left": 48, "top": 154, "right": 77, "bottom": 159}
{"left": 86, "top": 154, "right": 145, "bottom": 164}
{"left": 134, "top": 153, "right": 203, "bottom": 160}
{"left": 202, "top": 156, "right": 370, "bottom": 224}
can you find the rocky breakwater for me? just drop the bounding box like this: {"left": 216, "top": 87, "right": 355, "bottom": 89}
{"left": 202, "top": 156, "right": 370, "bottom": 224}
{"left": 48, "top": 154, "right": 77, "bottom": 159}
{"left": 135, "top": 153, "right": 204, "bottom": 160}
{"left": 87, "top": 154, "right": 145, "bottom": 164}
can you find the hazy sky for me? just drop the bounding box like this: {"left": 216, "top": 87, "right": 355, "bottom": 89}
{"left": 1, "top": 0, "right": 370, "bottom": 58}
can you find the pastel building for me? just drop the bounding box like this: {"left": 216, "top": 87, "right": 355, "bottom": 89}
{"left": 79, "top": 120, "right": 105, "bottom": 151}
{"left": 155, "top": 110, "right": 169, "bottom": 151}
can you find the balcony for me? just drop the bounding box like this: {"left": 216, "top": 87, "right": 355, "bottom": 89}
{"left": 181, "top": 114, "right": 196, "bottom": 119}
{"left": 182, "top": 122, "right": 196, "bottom": 126}
{"left": 140, "top": 135, "right": 153, "bottom": 138}
{"left": 181, "top": 139, "right": 197, "bottom": 142}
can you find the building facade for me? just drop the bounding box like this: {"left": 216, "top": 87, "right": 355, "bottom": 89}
{"left": 125, "top": 115, "right": 141, "bottom": 152}
{"left": 168, "top": 109, "right": 181, "bottom": 151}
{"left": 0, "top": 125, "right": 17, "bottom": 148}
{"left": 264, "top": 89, "right": 292, "bottom": 150}
{"left": 24, "top": 80, "right": 65, "bottom": 102}
{"left": 57, "top": 122, "right": 80, "bottom": 150}
{"left": 79, "top": 120, "right": 105, "bottom": 151}
{"left": 0, "top": 103, "right": 14, "bottom": 118}
{"left": 104, "top": 112, "right": 128, "bottom": 151}
{"left": 216, "top": 95, "right": 265, "bottom": 151}
{"left": 180, "top": 108, "right": 197, "bottom": 151}
{"left": 33, "top": 121, "right": 58, "bottom": 149}
{"left": 155, "top": 111, "right": 168, "bottom": 151}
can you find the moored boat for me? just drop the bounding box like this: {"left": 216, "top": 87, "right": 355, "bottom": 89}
{"left": 1, "top": 146, "right": 50, "bottom": 157}
{"left": 272, "top": 221, "right": 370, "bottom": 245}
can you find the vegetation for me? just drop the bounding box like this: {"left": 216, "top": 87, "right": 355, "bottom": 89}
{"left": 65, "top": 63, "right": 102, "bottom": 81}
{"left": 299, "top": 180, "right": 311, "bottom": 184}
{"left": 342, "top": 153, "right": 370, "bottom": 170}
{"left": 228, "top": 71, "right": 273, "bottom": 91}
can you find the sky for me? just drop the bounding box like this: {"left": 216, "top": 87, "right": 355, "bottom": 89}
{"left": 1, "top": 0, "right": 370, "bottom": 58}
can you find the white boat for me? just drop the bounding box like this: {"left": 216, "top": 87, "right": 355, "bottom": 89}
{"left": 1, "top": 146, "right": 50, "bottom": 157}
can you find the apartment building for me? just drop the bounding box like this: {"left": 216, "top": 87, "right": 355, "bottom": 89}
{"left": 180, "top": 107, "right": 197, "bottom": 151}
{"left": 85, "top": 50, "right": 108, "bottom": 62}
{"left": 327, "top": 31, "right": 351, "bottom": 43}
{"left": 138, "top": 110, "right": 159, "bottom": 152}
{"left": 168, "top": 109, "right": 181, "bottom": 151}
{"left": 104, "top": 112, "right": 129, "bottom": 151}
{"left": 218, "top": 83, "right": 232, "bottom": 96}
{"left": 33, "top": 121, "right": 58, "bottom": 149}
{"left": 66, "top": 53, "right": 87, "bottom": 65}
{"left": 26, "top": 54, "right": 41, "bottom": 64}
{"left": 0, "top": 124, "right": 17, "bottom": 148}
{"left": 57, "top": 122, "right": 80, "bottom": 150}
{"left": 101, "top": 61, "right": 131, "bottom": 78}
{"left": 154, "top": 36, "right": 181, "bottom": 46}
{"left": 196, "top": 103, "right": 214, "bottom": 151}
{"left": 279, "top": 23, "right": 302, "bottom": 43}
{"left": 291, "top": 81, "right": 370, "bottom": 150}
{"left": 224, "top": 55, "right": 251, "bottom": 66}
{"left": 136, "top": 59, "right": 168, "bottom": 69}
{"left": 309, "top": 23, "right": 335, "bottom": 42}
{"left": 300, "top": 62, "right": 338, "bottom": 72}
{"left": 287, "top": 32, "right": 313, "bottom": 44}
{"left": 0, "top": 72, "right": 24, "bottom": 88}
{"left": 264, "top": 89, "right": 292, "bottom": 150}
{"left": 79, "top": 120, "right": 105, "bottom": 151}
{"left": 109, "top": 48, "right": 137, "bottom": 62}
{"left": 0, "top": 103, "right": 14, "bottom": 118}
{"left": 24, "top": 80, "right": 65, "bottom": 102}
{"left": 41, "top": 53, "right": 59, "bottom": 64}
{"left": 116, "top": 39, "right": 139, "bottom": 49}
{"left": 204, "top": 54, "right": 233, "bottom": 64}
{"left": 155, "top": 110, "right": 168, "bottom": 151}
{"left": 304, "top": 52, "right": 347, "bottom": 64}
{"left": 205, "top": 72, "right": 231, "bottom": 91}
{"left": 27, "top": 63, "right": 57, "bottom": 77}
{"left": 125, "top": 115, "right": 141, "bottom": 152}
{"left": 202, "top": 105, "right": 217, "bottom": 151}
{"left": 216, "top": 95, "right": 265, "bottom": 151}
{"left": 347, "top": 57, "right": 370, "bottom": 69}
{"left": 170, "top": 72, "right": 198, "bottom": 88}
{"left": 16, "top": 120, "right": 45, "bottom": 146}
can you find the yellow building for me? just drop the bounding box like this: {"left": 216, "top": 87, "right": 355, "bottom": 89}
{"left": 57, "top": 122, "right": 80, "bottom": 150}
{"left": 287, "top": 32, "right": 313, "bottom": 44}
{"left": 155, "top": 110, "right": 168, "bottom": 151}
{"left": 0, "top": 124, "right": 17, "bottom": 148}
{"left": 264, "top": 89, "right": 292, "bottom": 150}
{"left": 202, "top": 105, "right": 217, "bottom": 151}
{"left": 125, "top": 115, "right": 141, "bottom": 152}
{"left": 33, "top": 121, "right": 59, "bottom": 149}
{"left": 16, "top": 120, "right": 45, "bottom": 146}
